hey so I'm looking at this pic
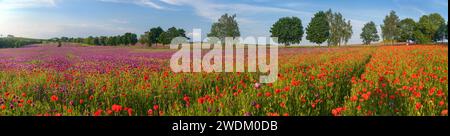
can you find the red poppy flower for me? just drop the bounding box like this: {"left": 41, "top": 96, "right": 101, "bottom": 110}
{"left": 428, "top": 87, "right": 436, "bottom": 96}
{"left": 257, "top": 92, "right": 262, "bottom": 97}
{"left": 198, "top": 97, "right": 205, "bottom": 104}
{"left": 362, "top": 93, "right": 370, "bottom": 100}
{"left": 255, "top": 104, "right": 261, "bottom": 109}
{"left": 280, "top": 102, "right": 286, "bottom": 108}
{"left": 112, "top": 104, "right": 122, "bottom": 112}
{"left": 437, "top": 90, "right": 443, "bottom": 97}
{"left": 331, "top": 109, "right": 339, "bottom": 116}
{"left": 402, "top": 86, "right": 409, "bottom": 90}
{"left": 415, "top": 102, "right": 422, "bottom": 110}
{"left": 291, "top": 80, "right": 300, "bottom": 86}
{"left": 414, "top": 92, "right": 421, "bottom": 98}
{"left": 268, "top": 112, "right": 279, "bottom": 116}
{"left": 101, "top": 85, "right": 107, "bottom": 92}
{"left": 153, "top": 105, "right": 159, "bottom": 111}
{"left": 145, "top": 109, "right": 152, "bottom": 116}
{"left": 441, "top": 110, "right": 448, "bottom": 116}
{"left": 389, "top": 95, "right": 395, "bottom": 100}
{"left": 183, "top": 95, "right": 190, "bottom": 102}
{"left": 128, "top": 108, "right": 133, "bottom": 116}
{"left": 350, "top": 95, "right": 358, "bottom": 102}
{"left": 107, "top": 110, "right": 113, "bottom": 115}
{"left": 94, "top": 109, "right": 103, "bottom": 116}
{"left": 378, "top": 76, "right": 385, "bottom": 82}
{"left": 79, "top": 99, "right": 84, "bottom": 104}
{"left": 327, "top": 82, "right": 334, "bottom": 87}
{"left": 50, "top": 95, "right": 58, "bottom": 102}
{"left": 331, "top": 107, "right": 345, "bottom": 116}
{"left": 284, "top": 86, "right": 290, "bottom": 92}
{"left": 275, "top": 89, "right": 281, "bottom": 94}
{"left": 265, "top": 92, "right": 272, "bottom": 97}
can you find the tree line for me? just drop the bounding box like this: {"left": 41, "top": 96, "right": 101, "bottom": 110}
{"left": 54, "top": 26, "right": 189, "bottom": 47}
{"left": 269, "top": 9, "right": 447, "bottom": 46}
{"left": 139, "top": 26, "right": 188, "bottom": 46}
{"left": 52, "top": 33, "right": 138, "bottom": 46}
{"left": 3, "top": 10, "right": 446, "bottom": 48}
{"left": 269, "top": 9, "right": 354, "bottom": 46}
{"left": 366, "top": 11, "right": 448, "bottom": 45}
{"left": 0, "top": 35, "right": 43, "bottom": 48}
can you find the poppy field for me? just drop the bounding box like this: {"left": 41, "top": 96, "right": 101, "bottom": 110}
{"left": 0, "top": 44, "right": 447, "bottom": 116}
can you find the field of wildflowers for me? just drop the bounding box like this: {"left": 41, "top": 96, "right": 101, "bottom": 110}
{"left": 0, "top": 44, "right": 447, "bottom": 116}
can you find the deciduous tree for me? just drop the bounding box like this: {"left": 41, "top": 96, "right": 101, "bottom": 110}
{"left": 271, "top": 17, "right": 304, "bottom": 46}
{"left": 360, "top": 21, "right": 380, "bottom": 45}
{"left": 306, "top": 11, "right": 329, "bottom": 46}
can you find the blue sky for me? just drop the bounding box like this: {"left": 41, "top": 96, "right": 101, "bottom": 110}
{"left": 0, "top": 0, "right": 448, "bottom": 44}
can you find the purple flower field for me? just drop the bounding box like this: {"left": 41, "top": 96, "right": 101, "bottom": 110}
{"left": 0, "top": 44, "right": 173, "bottom": 73}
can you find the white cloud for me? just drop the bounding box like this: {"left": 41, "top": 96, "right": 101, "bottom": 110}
{"left": 159, "top": 0, "right": 311, "bottom": 21}
{"left": 0, "top": 0, "right": 58, "bottom": 10}
{"left": 156, "top": 0, "right": 317, "bottom": 44}
{"left": 0, "top": 12, "right": 135, "bottom": 38}
{"left": 159, "top": 0, "right": 182, "bottom": 6}
{"left": 99, "top": 0, "right": 164, "bottom": 9}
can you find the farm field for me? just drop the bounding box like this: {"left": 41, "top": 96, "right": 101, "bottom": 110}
{"left": 0, "top": 44, "right": 447, "bottom": 116}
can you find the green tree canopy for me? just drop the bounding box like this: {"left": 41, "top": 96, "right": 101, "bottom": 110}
{"left": 381, "top": 10, "right": 400, "bottom": 44}
{"left": 325, "top": 9, "right": 353, "bottom": 46}
{"left": 271, "top": 16, "right": 304, "bottom": 46}
{"left": 435, "top": 23, "right": 448, "bottom": 42}
{"left": 342, "top": 20, "right": 353, "bottom": 45}
{"left": 123, "top": 33, "right": 138, "bottom": 45}
{"left": 360, "top": 21, "right": 380, "bottom": 45}
{"left": 207, "top": 13, "right": 240, "bottom": 42}
{"left": 99, "top": 36, "right": 107, "bottom": 46}
{"left": 418, "top": 13, "right": 445, "bottom": 42}
{"left": 158, "top": 27, "right": 188, "bottom": 45}
{"left": 398, "top": 18, "right": 416, "bottom": 42}
{"left": 306, "top": 11, "right": 329, "bottom": 45}
{"left": 140, "top": 27, "right": 164, "bottom": 46}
